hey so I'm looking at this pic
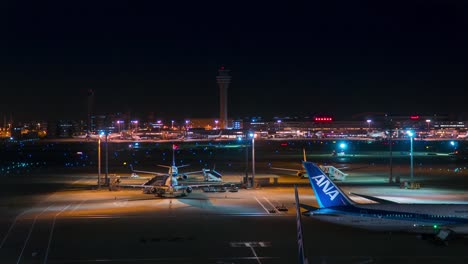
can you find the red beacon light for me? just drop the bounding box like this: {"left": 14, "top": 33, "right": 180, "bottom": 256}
{"left": 410, "top": 115, "right": 420, "bottom": 120}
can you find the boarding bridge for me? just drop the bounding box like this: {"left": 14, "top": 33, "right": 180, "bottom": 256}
{"left": 319, "top": 165, "right": 348, "bottom": 181}
{"left": 143, "top": 175, "right": 165, "bottom": 186}
{"left": 202, "top": 168, "right": 223, "bottom": 182}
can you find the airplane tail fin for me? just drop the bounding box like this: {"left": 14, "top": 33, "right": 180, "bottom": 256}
{"left": 302, "top": 161, "right": 354, "bottom": 208}
{"left": 294, "top": 185, "right": 309, "bottom": 264}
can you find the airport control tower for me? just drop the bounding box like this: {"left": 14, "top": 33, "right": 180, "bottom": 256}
{"left": 216, "top": 66, "right": 231, "bottom": 129}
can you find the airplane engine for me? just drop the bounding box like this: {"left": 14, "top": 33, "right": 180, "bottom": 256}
{"left": 185, "top": 186, "right": 193, "bottom": 193}
{"left": 297, "top": 172, "right": 303, "bottom": 178}
{"left": 181, "top": 174, "right": 188, "bottom": 180}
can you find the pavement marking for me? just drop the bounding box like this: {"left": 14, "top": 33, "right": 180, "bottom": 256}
{"left": 263, "top": 197, "right": 280, "bottom": 214}
{"left": 113, "top": 199, "right": 128, "bottom": 207}
{"left": 229, "top": 241, "right": 273, "bottom": 264}
{"left": 249, "top": 246, "right": 263, "bottom": 264}
{"left": 0, "top": 208, "right": 32, "bottom": 249}
{"left": 44, "top": 204, "right": 71, "bottom": 264}
{"left": 254, "top": 196, "right": 270, "bottom": 214}
{"left": 230, "top": 241, "right": 271, "bottom": 247}
{"left": 71, "top": 179, "right": 82, "bottom": 185}
{"left": 17, "top": 204, "right": 54, "bottom": 264}
{"left": 71, "top": 199, "right": 87, "bottom": 212}
{"left": 69, "top": 215, "right": 122, "bottom": 219}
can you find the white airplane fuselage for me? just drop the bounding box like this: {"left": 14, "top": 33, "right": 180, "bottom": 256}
{"left": 307, "top": 204, "right": 468, "bottom": 234}
{"left": 301, "top": 161, "right": 468, "bottom": 241}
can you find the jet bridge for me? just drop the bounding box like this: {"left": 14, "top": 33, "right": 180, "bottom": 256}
{"left": 202, "top": 168, "right": 223, "bottom": 182}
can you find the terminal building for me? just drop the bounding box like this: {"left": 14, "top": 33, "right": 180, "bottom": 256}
{"left": 4, "top": 113, "right": 468, "bottom": 140}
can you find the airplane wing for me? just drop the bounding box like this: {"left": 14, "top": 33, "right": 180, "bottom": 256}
{"left": 131, "top": 168, "right": 167, "bottom": 176}
{"left": 129, "top": 165, "right": 167, "bottom": 176}
{"left": 157, "top": 164, "right": 191, "bottom": 169}
{"left": 349, "top": 192, "right": 399, "bottom": 204}
{"left": 177, "top": 182, "right": 229, "bottom": 189}
{"left": 270, "top": 167, "right": 301, "bottom": 173}
{"left": 180, "top": 170, "right": 204, "bottom": 175}
{"left": 121, "top": 184, "right": 153, "bottom": 188}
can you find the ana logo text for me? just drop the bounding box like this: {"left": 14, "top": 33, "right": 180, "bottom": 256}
{"left": 311, "top": 174, "right": 339, "bottom": 201}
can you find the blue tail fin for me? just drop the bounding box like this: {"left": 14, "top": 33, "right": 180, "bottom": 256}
{"left": 302, "top": 161, "right": 353, "bottom": 208}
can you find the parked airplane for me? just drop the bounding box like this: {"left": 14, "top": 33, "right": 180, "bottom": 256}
{"left": 270, "top": 148, "right": 347, "bottom": 180}
{"left": 134, "top": 173, "right": 222, "bottom": 198}
{"left": 298, "top": 161, "right": 468, "bottom": 243}
{"left": 126, "top": 144, "right": 224, "bottom": 197}
{"left": 270, "top": 149, "right": 307, "bottom": 178}
{"left": 130, "top": 144, "right": 209, "bottom": 181}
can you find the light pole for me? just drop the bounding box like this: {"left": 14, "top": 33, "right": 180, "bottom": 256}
{"left": 277, "top": 120, "right": 282, "bottom": 131}
{"left": 116, "top": 120, "right": 123, "bottom": 133}
{"left": 105, "top": 132, "right": 109, "bottom": 188}
{"left": 426, "top": 119, "right": 431, "bottom": 131}
{"left": 240, "top": 136, "right": 249, "bottom": 185}
{"left": 366, "top": 119, "right": 372, "bottom": 131}
{"left": 99, "top": 131, "right": 109, "bottom": 187}
{"left": 249, "top": 132, "right": 256, "bottom": 188}
{"left": 97, "top": 135, "right": 101, "bottom": 189}
{"left": 407, "top": 130, "right": 414, "bottom": 182}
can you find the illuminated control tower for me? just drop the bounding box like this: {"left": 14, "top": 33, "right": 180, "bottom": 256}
{"left": 216, "top": 66, "right": 231, "bottom": 129}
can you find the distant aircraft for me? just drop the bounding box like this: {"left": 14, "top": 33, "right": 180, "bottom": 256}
{"left": 457, "top": 132, "right": 468, "bottom": 139}
{"left": 270, "top": 148, "right": 310, "bottom": 178}
{"left": 298, "top": 161, "right": 468, "bottom": 244}
{"left": 314, "top": 131, "right": 324, "bottom": 138}
{"left": 270, "top": 148, "right": 347, "bottom": 180}
{"left": 367, "top": 130, "right": 387, "bottom": 139}
{"left": 207, "top": 130, "right": 223, "bottom": 139}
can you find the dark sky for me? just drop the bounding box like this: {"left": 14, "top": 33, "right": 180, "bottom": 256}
{"left": 1, "top": 0, "right": 467, "bottom": 121}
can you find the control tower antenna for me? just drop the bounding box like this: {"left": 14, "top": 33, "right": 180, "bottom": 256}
{"left": 216, "top": 66, "right": 231, "bottom": 129}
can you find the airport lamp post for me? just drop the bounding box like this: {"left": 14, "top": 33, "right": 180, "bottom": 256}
{"left": 105, "top": 132, "right": 109, "bottom": 187}
{"left": 97, "top": 135, "right": 101, "bottom": 189}
{"left": 116, "top": 120, "right": 123, "bottom": 133}
{"left": 366, "top": 119, "right": 372, "bottom": 131}
{"left": 389, "top": 129, "right": 396, "bottom": 183}
{"left": 407, "top": 130, "right": 414, "bottom": 182}
{"left": 426, "top": 119, "right": 431, "bottom": 131}
{"left": 250, "top": 132, "right": 256, "bottom": 188}
{"left": 99, "top": 131, "right": 109, "bottom": 187}
{"left": 240, "top": 136, "right": 249, "bottom": 185}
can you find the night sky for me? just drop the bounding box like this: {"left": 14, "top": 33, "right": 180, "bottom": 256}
{"left": 1, "top": 0, "right": 467, "bottom": 121}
